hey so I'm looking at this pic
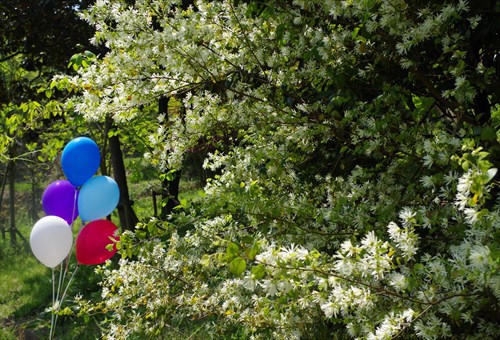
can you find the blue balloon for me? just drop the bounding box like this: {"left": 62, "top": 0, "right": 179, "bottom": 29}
{"left": 78, "top": 176, "right": 120, "bottom": 222}
{"left": 61, "top": 137, "right": 101, "bottom": 187}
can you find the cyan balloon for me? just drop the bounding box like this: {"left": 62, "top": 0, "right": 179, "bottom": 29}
{"left": 61, "top": 137, "right": 101, "bottom": 187}
{"left": 78, "top": 176, "right": 120, "bottom": 222}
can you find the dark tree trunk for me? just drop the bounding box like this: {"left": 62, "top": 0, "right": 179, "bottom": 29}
{"left": 99, "top": 125, "right": 112, "bottom": 222}
{"left": 0, "top": 163, "right": 9, "bottom": 240}
{"left": 9, "top": 161, "right": 17, "bottom": 245}
{"left": 30, "top": 168, "right": 39, "bottom": 224}
{"left": 100, "top": 124, "right": 109, "bottom": 177}
{"left": 106, "top": 117, "right": 139, "bottom": 230}
{"left": 158, "top": 96, "right": 181, "bottom": 219}
{"left": 160, "top": 174, "right": 181, "bottom": 218}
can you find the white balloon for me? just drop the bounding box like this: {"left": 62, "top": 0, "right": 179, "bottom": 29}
{"left": 30, "top": 216, "right": 73, "bottom": 268}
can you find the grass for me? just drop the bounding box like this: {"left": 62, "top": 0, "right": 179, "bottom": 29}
{"left": 0, "top": 249, "right": 51, "bottom": 319}
{"left": 0, "top": 327, "right": 16, "bottom": 340}
{"left": 0, "top": 226, "right": 104, "bottom": 339}
{"left": 0, "top": 228, "right": 53, "bottom": 338}
{"left": 0, "top": 181, "right": 103, "bottom": 339}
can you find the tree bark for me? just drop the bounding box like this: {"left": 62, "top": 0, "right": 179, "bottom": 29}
{"left": 9, "top": 161, "right": 17, "bottom": 245}
{"left": 0, "top": 163, "right": 9, "bottom": 240}
{"left": 158, "top": 96, "right": 181, "bottom": 219}
{"left": 161, "top": 174, "right": 181, "bottom": 218}
{"left": 106, "top": 117, "right": 139, "bottom": 230}
{"left": 30, "top": 167, "right": 39, "bottom": 224}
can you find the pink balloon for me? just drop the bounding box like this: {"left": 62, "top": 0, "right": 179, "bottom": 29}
{"left": 76, "top": 220, "right": 119, "bottom": 265}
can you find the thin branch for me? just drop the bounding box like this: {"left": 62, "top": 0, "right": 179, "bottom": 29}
{"left": 228, "top": 1, "right": 266, "bottom": 74}
{"left": 0, "top": 50, "right": 23, "bottom": 63}
{"left": 142, "top": 263, "right": 194, "bottom": 289}
{"left": 256, "top": 260, "right": 479, "bottom": 307}
{"left": 393, "top": 304, "right": 434, "bottom": 339}
{"left": 244, "top": 210, "right": 355, "bottom": 238}
{"left": 410, "top": 68, "right": 459, "bottom": 119}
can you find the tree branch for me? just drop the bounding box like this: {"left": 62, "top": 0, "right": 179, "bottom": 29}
{"left": 0, "top": 50, "right": 23, "bottom": 63}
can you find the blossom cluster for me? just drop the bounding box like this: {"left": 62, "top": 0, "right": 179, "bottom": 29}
{"left": 65, "top": 0, "right": 500, "bottom": 338}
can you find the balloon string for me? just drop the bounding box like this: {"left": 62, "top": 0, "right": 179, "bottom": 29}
{"left": 64, "top": 189, "right": 82, "bottom": 293}
{"left": 59, "top": 264, "right": 79, "bottom": 308}
{"left": 67, "top": 187, "right": 84, "bottom": 273}
{"left": 51, "top": 264, "right": 80, "bottom": 339}
{"left": 52, "top": 264, "right": 80, "bottom": 339}
{"left": 72, "top": 188, "right": 78, "bottom": 228}
{"left": 64, "top": 219, "right": 79, "bottom": 276}
{"left": 65, "top": 188, "right": 79, "bottom": 274}
{"left": 53, "top": 241, "right": 73, "bottom": 339}
{"left": 55, "top": 263, "right": 64, "bottom": 308}
{"left": 50, "top": 268, "right": 55, "bottom": 340}
{"left": 50, "top": 185, "right": 82, "bottom": 338}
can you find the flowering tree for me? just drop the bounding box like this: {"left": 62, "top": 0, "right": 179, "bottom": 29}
{"left": 68, "top": 0, "right": 499, "bottom": 338}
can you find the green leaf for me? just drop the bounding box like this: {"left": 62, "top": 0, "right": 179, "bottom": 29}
{"left": 363, "top": 0, "right": 377, "bottom": 8}
{"left": 486, "top": 168, "right": 497, "bottom": 183}
{"left": 352, "top": 26, "right": 361, "bottom": 39}
{"left": 200, "top": 254, "right": 211, "bottom": 267}
{"left": 226, "top": 242, "right": 239, "bottom": 259}
{"left": 229, "top": 257, "right": 246, "bottom": 276}
{"left": 166, "top": 169, "right": 176, "bottom": 181}
{"left": 147, "top": 223, "right": 158, "bottom": 235}
{"left": 247, "top": 241, "right": 260, "bottom": 260}
{"left": 275, "top": 23, "right": 286, "bottom": 42}
{"left": 480, "top": 126, "right": 496, "bottom": 142}
{"left": 20, "top": 103, "right": 29, "bottom": 112}
{"left": 108, "top": 129, "right": 120, "bottom": 138}
{"left": 84, "top": 50, "right": 96, "bottom": 59}
{"left": 251, "top": 264, "right": 266, "bottom": 279}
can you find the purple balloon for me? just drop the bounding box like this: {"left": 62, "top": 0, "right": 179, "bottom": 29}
{"left": 42, "top": 180, "right": 79, "bottom": 225}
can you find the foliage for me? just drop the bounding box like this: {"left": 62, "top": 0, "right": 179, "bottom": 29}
{"left": 64, "top": 0, "right": 499, "bottom": 338}
{"left": 0, "top": 0, "right": 98, "bottom": 187}
{"left": 0, "top": 0, "right": 96, "bottom": 71}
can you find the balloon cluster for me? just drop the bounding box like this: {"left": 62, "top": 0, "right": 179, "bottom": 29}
{"left": 30, "top": 137, "right": 120, "bottom": 268}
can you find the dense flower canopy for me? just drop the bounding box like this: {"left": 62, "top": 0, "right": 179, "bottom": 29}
{"left": 67, "top": 0, "right": 499, "bottom": 338}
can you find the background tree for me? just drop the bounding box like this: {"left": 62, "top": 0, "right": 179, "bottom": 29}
{"left": 0, "top": 0, "right": 95, "bottom": 69}
{"left": 0, "top": 0, "right": 100, "bottom": 241}
{"left": 66, "top": 0, "right": 499, "bottom": 338}
{"left": 0, "top": 0, "right": 143, "bottom": 234}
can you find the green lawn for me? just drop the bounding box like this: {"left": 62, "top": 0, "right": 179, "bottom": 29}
{"left": 0, "top": 233, "right": 103, "bottom": 338}
{"left": 0, "top": 253, "right": 50, "bottom": 319}
{"left": 0, "top": 236, "right": 52, "bottom": 338}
